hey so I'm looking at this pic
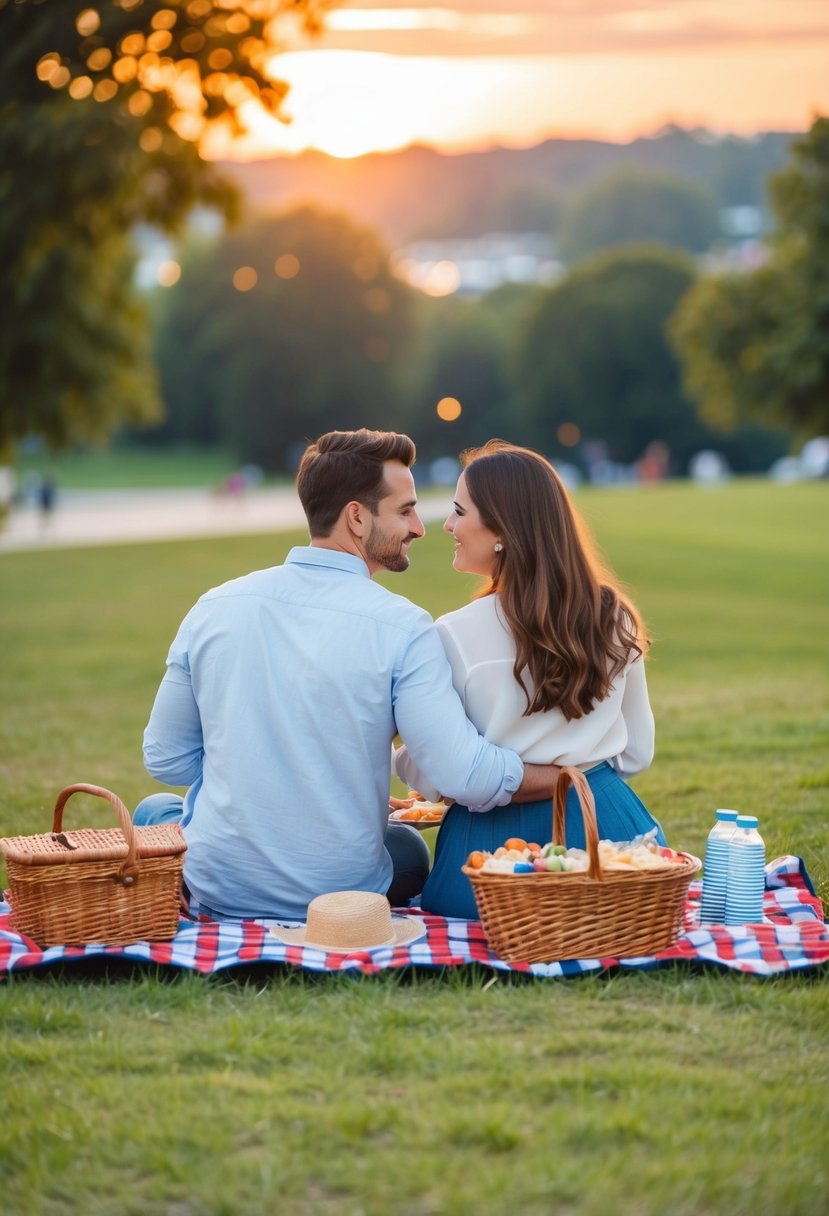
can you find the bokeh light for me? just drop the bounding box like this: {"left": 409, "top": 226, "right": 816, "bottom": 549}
{"left": 139, "top": 127, "right": 164, "bottom": 152}
{"left": 151, "top": 9, "right": 178, "bottom": 32}
{"left": 437, "top": 397, "right": 462, "bottom": 422}
{"left": 119, "top": 34, "right": 145, "bottom": 57}
{"left": 180, "top": 31, "right": 206, "bottom": 53}
{"left": 422, "top": 261, "right": 461, "bottom": 297}
{"left": 69, "top": 76, "right": 94, "bottom": 100}
{"left": 274, "top": 254, "right": 300, "bottom": 279}
{"left": 157, "top": 261, "right": 182, "bottom": 287}
{"left": 93, "top": 79, "right": 118, "bottom": 103}
{"left": 48, "top": 66, "right": 71, "bottom": 90}
{"left": 128, "top": 89, "right": 153, "bottom": 116}
{"left": 86, "top": 48, "right": 112, "bottom": 72}
{"left": 147, "top": 30, "right": 173, "bottom": 53}
{"left": 75, "top": 9, "right": 101, "bottom": 37}
{"left": 557, "top": 423, "right": 582, "bottom": 447}
{"left": 112, "top": 56, "right": 138, "bottom": 83}
{"left": 208, "top": 48, "right": 233, "bottom": 71}
{"left": 233, "top": 266, "right": 258, "bottom": 292}
{"left": 36, "top": 54, "right": 61, "bottom": 83}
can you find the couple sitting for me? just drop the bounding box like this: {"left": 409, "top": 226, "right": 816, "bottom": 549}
{"left": 135, "top": 428, "right": 665, "bottom": 924}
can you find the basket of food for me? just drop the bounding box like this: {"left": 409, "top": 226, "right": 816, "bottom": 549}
{"left": 462, "top": 766, "right": 700, "bottom": 963}
{"left": 0, "top": 783, "right": 187, "bottom": 946}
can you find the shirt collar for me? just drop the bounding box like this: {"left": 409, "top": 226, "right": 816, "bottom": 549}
{"left": 285, "top": 545, "right": 371, "bottom": 579}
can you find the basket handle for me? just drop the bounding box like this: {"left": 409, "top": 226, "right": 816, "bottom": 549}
{"left": 52, "top": 783, "right": 139, "bottom": 886}
{"left": 552, "top": 766, "right": 603, "bottom": 880}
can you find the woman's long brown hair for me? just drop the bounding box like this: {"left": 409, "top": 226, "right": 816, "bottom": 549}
{"left": 461, "top": 440, "right": 649, "bottom": 721}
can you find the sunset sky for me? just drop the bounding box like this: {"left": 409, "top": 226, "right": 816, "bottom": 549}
{"left": 209, "top": 0, "right": 829, "bottom": 160}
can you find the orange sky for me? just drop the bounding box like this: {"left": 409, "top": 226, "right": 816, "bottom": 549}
{"left": 204, "top": 0, "right": 829, "bottom": 160}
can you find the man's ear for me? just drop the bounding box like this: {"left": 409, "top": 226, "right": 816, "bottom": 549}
{"left": 344, "top": 499, "right": 368, "bottom": 538}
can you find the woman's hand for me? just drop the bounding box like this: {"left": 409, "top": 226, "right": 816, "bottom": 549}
{"left": 388, "top": 791, "right": 424, "bottom": 811}
{"left": 389, "top": 795, "right": 415, "bottom": 812}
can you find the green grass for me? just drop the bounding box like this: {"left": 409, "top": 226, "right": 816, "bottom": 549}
{"left": 14, "top": 444, "right": 258, "bottom": 490}
{"left": 1, "top": 478, "right": 827, "bottom": 1216}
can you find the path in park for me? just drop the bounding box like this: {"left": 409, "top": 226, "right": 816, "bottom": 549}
{"left": 0, "top": 486, "right": 454, "bottom": 553}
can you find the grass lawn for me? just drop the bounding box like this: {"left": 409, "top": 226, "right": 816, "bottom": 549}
{"left": 1, "top": 477, "right": 827, "bottom": 1215}
{"left": 13, "top": 443, "right": 258, "bottom": 490}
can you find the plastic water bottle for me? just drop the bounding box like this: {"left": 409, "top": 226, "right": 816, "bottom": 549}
{"left": 725, "top": 814, "right": 766, "bottom": 925}
{"left": 699, "top": 809, "right": 739, "bottom": 924}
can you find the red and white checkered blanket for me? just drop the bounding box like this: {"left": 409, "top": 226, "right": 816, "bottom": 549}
{"left": 1, "top": 856, "right": 826, "bottom": 978}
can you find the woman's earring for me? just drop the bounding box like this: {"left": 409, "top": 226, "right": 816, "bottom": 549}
{"left": 493, "top": 542, "right": 503, "bottom": 553}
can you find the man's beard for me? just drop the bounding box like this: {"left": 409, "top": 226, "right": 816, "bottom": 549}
{"left": 365, "top": 519, "right": 412, "bottom": 573}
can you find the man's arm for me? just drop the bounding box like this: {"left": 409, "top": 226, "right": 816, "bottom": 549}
{"left": 392, "top": 620, "right": 524, "bottom": 812}
{"left": 512, "top": 762, "right": 561, "bottom": 803}
{"left": 143, "top": 627, "right": 204, "bottom": 787}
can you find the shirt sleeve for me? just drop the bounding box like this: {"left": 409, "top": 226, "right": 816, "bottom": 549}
{"left": 142, "top": 619, "right": 205, "bottom": 788}
{"left": 391, "top": 617, "right": 523, "bottom": 812}
{"left": 609, "top": 654, "right": 655, "bottom": 777}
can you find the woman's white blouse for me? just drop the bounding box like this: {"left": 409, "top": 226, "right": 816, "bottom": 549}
{"left": 395, "top": 594, "right": 654, "bottom": 800}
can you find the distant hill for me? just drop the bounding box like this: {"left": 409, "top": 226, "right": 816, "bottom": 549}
{"left": 219, "top": 126, "right": 797, "bottom": 246}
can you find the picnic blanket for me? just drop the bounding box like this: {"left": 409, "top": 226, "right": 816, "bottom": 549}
{"left": 1, "top": 855, "right": 826, "bottom": 979}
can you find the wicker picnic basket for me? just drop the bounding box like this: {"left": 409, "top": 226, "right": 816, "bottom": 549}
{"left": 0, "top": 783, "right": 186, "bottom": 947}
{"left": 462, "top": 766, "right": 700, "bottom": 963}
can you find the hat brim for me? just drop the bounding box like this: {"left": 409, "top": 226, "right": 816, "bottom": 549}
{"left": 269, "top": 914, "right": 427, "bottom": 952}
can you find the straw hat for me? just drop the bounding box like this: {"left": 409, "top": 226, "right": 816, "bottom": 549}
{"left": 269, "top": 890, "right": 426, "bottom": 952}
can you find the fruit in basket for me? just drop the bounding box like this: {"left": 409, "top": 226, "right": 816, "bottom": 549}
{"left": 466, "top": 828, "right": 687, "bottom": 875}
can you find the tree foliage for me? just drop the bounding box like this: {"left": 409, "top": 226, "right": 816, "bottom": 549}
{"left": 557, "top": 166, "right": 721, "bottom": 264}
{"left": 670, "top": 115, "right": 829, "bottom": 438}
{"left": 0, "top": 0, "right": 334, "bottom": 460}
{"left": 513, "top": 246, "right": 710, "bottom": 467}
{"left": 149, "top": 207, "right": 417, "bottom": 471}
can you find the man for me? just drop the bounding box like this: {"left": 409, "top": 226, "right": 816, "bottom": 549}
{"left": 137, "top": 429, "right": 560, "bottom": 920}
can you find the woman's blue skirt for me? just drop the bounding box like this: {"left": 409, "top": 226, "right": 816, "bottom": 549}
{"left": 420, "top": 761, "right": 666, "bottom": 921}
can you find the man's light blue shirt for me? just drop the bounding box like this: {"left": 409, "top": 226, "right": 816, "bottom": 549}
{"left": 143, "top": 546, "right": 523, "bottom": 919}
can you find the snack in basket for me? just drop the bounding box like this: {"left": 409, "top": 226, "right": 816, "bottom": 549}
{"left": 466, "top": 828, "right": 684, "bottom": 876}
{"left": 389, "top": 790, "right": 449, "bottom": 824}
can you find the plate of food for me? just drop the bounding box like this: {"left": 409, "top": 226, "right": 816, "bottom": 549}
{"left": 388, "top": 791, "right": 449, "bottom": 829}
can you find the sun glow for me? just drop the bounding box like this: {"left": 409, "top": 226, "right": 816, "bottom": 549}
{"left": 198, "top": 38, "right": 829, "bottom": 163}
{"left": 209, "top": 50, "right": 480, "bottom": 159}
{"left": 204, "top": 50, "right": 586, "bottom": 160}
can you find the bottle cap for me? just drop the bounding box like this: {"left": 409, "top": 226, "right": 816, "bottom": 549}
{"left": 716, "top": 809, "right": 739, "bottom": 821}
{"left": 736, "top": 814, "right": 759, "bottom": 828}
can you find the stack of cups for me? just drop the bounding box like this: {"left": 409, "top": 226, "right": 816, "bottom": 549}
{"left": 724, "top": 814, "right": 766, "bottom": 925}
{"left": 699, "top": 809, "right": 739, "bottom": 924}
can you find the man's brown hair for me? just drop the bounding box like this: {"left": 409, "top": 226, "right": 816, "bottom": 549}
{"left": 296, "top": 429, "right": 416, "bottom": 537}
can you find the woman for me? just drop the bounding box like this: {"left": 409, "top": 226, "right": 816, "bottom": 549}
{"left": 394, "top": 440, "right": 666, "bottom": 920}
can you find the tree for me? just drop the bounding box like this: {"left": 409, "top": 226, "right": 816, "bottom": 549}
{"left": 415, "top": 181, "right": 562, "bottom": 240}
{"left": 149, "top": 206, "right": 417, "bottom": 471}
{"left": 514, "top": 246, "right": 711, "bottom": 468}
{"left": 670, "top": 116, "right": 829, "bottom": 437}
{"left": 0, "top": 0, "right": 334, "bottom": 461}
{"left": 557, "top": 166, "right": 721, "bottom": 265}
